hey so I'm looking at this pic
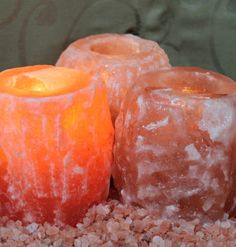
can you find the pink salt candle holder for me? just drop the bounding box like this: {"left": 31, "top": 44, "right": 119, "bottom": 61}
{"left": 0, "top": 66, "right": 114, "bottom": 226}
{"left": 56, "top": 33, "right": 170, "bottom": 121}
{"left": 113, "top": 67, "right": 236, "bottom": 221}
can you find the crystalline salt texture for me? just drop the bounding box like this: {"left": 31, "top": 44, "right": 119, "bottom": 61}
{"left": 56, "top": 33, "right": 171, "bottom": 121}
{"left": 113, "top": 67, "right": 236, "bottom": 221}
{"left": 0, "top": 66, "right": 114, "bottom": 226}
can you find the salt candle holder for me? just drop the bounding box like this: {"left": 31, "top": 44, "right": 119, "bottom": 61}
{"left": 56, "top": 33, "right": 170, "bottom": 121}
{"left": 0, "top": 65, "right": 114, "bottom": 226}
{"left": 113, "top": 67, "right": 236, "bottom": 221}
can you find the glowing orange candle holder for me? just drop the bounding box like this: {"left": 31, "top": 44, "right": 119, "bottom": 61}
{"left": 0, "top": 65, "right": 114, "bottom": 225}
{"left": 56, "top": 33, "right": 170, "bottom": 121}
{"left": 113, "top": 67, "right": 236, "bottom": 221}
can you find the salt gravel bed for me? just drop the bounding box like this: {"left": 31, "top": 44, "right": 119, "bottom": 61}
{"left": 0, "top": 199, "right": 236, "bottom": 247}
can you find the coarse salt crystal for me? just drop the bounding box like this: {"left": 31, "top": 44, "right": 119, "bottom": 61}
{"left": 221, "top": 221, "right": 231, "bottom": 229}
{"left": 26, "top": 222, "right": 39, "bottom": 233}
{"left": 152, "top": 236, "right": 165, "bottom": 247}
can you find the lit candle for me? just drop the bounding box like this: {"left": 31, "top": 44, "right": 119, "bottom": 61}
{"left": 113, "top": 67, "right": 236, "bottom": 220}
{"left": 56, "top": 33, "right": 170, "bottom": 121}
{"left": 0, "top": 65, "right": 114, "bottom": 225}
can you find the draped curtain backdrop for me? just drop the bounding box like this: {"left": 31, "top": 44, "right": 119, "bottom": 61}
{"left": 0, "top": 0, "right": 235, "bottom": 80}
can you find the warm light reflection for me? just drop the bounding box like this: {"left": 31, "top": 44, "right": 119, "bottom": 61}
{"left": 182, "top": 86, "right": 199, "bottom": 94}
{"left": 14, "top": 76, "right": 47, "bottom": 93}
{"left": 0, "top": 65, "right": 114, "bottom": 225}
{"left": 0, "top": 66, "right": 89, "bottom": 97}
{"left": 180, "top": 86, "right": 208, "bottom": 95}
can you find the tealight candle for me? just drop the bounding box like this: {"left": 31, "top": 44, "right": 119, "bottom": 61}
{"left": 0, "top": 65, "right": 114, "bottom": 225}
{"left": 56, "top": 33, "right": 170, "bottom": 121}
{"left": 113, "top": 67, "right": 236, "bottom": 221}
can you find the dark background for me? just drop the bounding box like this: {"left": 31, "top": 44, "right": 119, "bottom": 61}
{"left": 0, "top": 0, "right": 235, "bottom": 80}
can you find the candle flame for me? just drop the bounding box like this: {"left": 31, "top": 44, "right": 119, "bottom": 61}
{"left": 14, "top": 76, "right": 47, "bottom": 93}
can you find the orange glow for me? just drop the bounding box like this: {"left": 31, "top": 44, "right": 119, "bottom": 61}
{"left": 0, "top": 65, "right": 114, "bottom": 225}
{"left": 0, "top": 65, "right": 90, "bottom": 97}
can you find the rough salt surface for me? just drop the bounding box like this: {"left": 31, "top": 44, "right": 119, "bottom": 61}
{"left": 113, "top": 67, "right": 236, "bottom": 221}
{"left": 56, "top": 33, "right": 170, "bottom": 121}
{"left": 0, "top": 68, "right": 114, "bottom": 226}
{"left": 0, "top": 200, "right": 236, "bottom": 246}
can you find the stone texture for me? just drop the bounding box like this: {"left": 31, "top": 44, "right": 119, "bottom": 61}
{"left": 56, "top": 33, "right": 170, "bottom": 121}
{"left": 0, "top": 200, "right": 236, "bottom": 246}
{"left": 113, "top": 67, "right": 236, "bottom": 221}
{"left": 0, "top": 66, "right": 114, "bottom": 226}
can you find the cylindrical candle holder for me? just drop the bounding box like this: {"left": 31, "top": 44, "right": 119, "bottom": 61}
{"left": 56, "top": 33, "right": 170, "bottom": 121}
{"left": 113, "top": 67, "right": 236, "bottom": 221}
{"left": 0, "top": 65, "right": 114, "bottom": 226}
